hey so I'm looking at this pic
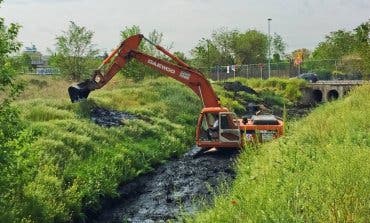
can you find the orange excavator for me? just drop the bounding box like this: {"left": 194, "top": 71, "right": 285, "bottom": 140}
{"left": 68, "top": 34, "right": 283, "bottom": 149}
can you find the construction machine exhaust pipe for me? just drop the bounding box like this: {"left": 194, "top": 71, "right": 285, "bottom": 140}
{"left": 68, "top": 79, "right": 98, "bottom": 103}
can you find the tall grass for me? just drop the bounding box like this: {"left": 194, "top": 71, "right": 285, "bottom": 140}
{"left": 191, "top": 84, "right": 370, "bottom": 222}
{"left": 1, "top": 75, "right": 201, "bottom": 222}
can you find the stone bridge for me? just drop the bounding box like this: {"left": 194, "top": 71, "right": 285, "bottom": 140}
{"left": 300, "top": 80, "right": 366, "bottom": 105}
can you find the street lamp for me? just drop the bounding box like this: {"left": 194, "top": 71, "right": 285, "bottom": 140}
{"left": 268, "top": 18, "right": 272, "bottom": 79}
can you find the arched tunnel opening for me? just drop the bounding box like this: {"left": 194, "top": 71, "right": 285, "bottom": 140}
{"left": 327, "top": 90, "right": 339, "bottom": 101}
{"left": 312, "top": 90, "right": 323, "bottom": 103}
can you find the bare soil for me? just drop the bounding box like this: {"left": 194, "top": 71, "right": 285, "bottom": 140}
{"left": 90, "top": 107, "right": 136, "bottom": 127}
{"left": 90, "top": 148, "right": 238, "bottom": 223}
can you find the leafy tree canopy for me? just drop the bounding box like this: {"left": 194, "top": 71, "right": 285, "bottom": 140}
{"left": 271, "top": 33, "right": 287, "bottom": 62}
{"left": 50, "top": 21, "right": 99, "bottom": 80}
{"left": 0, "top": 16, "right": 22, "bottom": 101}
{"left": 312, "top": 29, "right": 355, "bottom": 60}
{"left": 311, "top": 20, "right": 370, "bottom": 79}
{"left": 190, "top": 28, "right": 286, "bottom": 68}
{"left": 0, "top": 2, "right": 25, "bottom": 221}
{"left": 118, "top": 25, "right": 170, "bottom": 81}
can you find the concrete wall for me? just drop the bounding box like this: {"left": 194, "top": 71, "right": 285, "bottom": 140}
{"left": 299, "top": 82, "right": 361, "bottom": 105}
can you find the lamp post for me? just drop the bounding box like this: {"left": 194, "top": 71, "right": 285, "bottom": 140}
{"left": 268, "top": 18, "right": 272, "bottom": 79}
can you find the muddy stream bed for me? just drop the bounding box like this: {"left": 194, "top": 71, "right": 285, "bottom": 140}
{"left": 87, "top": 104, "right": 310, "bottom": 222}
{"left": 93, "top": 148, "right": 238, "bottom": 223}
{"left": 87, "top": 108, "right": 239, "bottom": 222}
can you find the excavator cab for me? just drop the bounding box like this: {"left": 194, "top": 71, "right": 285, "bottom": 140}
{"left": 219, "top": 112, "right": 241, "bottom": 144}
{"left": 196, "top": 108, "right": 241, "bottom": 149}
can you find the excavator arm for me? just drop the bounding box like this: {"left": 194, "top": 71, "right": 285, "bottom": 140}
{"left": 68, "top": 34, "right": 220, "bottom": 108}
{"left": 68, "top": 34, "right": 284, "bottom": 149}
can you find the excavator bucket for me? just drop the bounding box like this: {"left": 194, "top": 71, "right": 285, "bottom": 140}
{"left": 68, "top": 80, "right": 95, "bottom": 103}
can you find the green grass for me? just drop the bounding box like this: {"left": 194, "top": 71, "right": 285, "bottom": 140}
{"left": 234, "top": 77, "right": 306, "bottom": 104}
{"left": 211, "top": 77, "right": 306, "bottom": 115}
{"left": 1, "top": 75, "right": 201, "bottom": 222}
{"left": 191, "top": 84, "right": 370, "bottom": 222}
{"left": 1, "top": 75, "right": 307, "bottom": 222}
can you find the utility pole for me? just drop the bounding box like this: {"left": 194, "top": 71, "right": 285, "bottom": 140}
{"left": 268, "top": 18, "right": 272, "bottom": 79}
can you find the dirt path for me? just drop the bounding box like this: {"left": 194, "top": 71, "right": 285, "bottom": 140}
{"left": 92, "top": 148, "right": 239, "bottom": 223}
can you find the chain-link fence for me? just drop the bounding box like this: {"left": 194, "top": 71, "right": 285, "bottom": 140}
{"left": 201, "top": 59, "right": 366, "bottom": 81}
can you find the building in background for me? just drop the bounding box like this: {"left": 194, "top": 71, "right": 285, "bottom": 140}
{"left": 23, "top": 45, "right": 59, "bottom": 75}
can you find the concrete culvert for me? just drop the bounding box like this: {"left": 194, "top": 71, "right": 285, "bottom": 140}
{"left": 327, "top": 90, "right": 339, "bottom": 101}
{"left": 312, "top": 90, "right": 323, "bottom": 103}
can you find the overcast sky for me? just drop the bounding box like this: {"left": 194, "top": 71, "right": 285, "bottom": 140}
{"left": 1, "top": 0, "right": 369, "bottom": 55}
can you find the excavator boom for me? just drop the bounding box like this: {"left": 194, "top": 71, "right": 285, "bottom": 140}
{"left": 68, "top": 34, "right": 143, "bottom": 102}
{"left": 68, "top": 34, "right": 220, "bottom": 107}
{"left": 68, "top": 34, "right": 284, "bottom": 149}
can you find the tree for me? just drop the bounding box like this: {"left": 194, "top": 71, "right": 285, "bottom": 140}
{"left": 191, "top": 28, "right": 240, "bottom": 69}
{"left": 290, "top": 48, "right": 311, "bottom": 61}
{"left": 211, "top": 28, "right": 239, "bottom": 65}
{"left": 173, "top": 51, "right": 189, "bottom": 63}
{"left": 272, "top": 33, "right": 287, "bottom": 62}
{"left": 310, "top": 20, "right": 370, "bottom": 79}
{"left": 312, "top": 30, "right": 355, "bottom": 60}
{"left": 191, "top": 28, "right": 272, "bottom": 69}
{"left": 51, "top": 21, "right": 99, "bottom": 80}
{"left": 7, "top": 52, "right": 32, "bottom": 73}
{"left": 0, "top": 2, "right": 25, "bottom": 221}
{"left": 354, "top": 20, "right": 370, "bottom": 79}
{"left": 119, "top": 25, "right": 169, "bottom": 81}
{"left": 233, "top": 29, "right": 268, "bottom": 64}
{"left": 0, "top": 18, "right": 22, "bottom": 98}
{"left": 191, "top": 38, "right": 223, "bottom": 68}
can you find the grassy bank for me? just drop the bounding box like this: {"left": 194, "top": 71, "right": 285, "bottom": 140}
{"left": 1, "top": 74, "right": 332, "bottom": 222}
{"left": 192, "top": 84, "right": 370, "bottom": 222}
{"left": 212, "top": 77, "right": 307, "bottom": 115}
{"left": 1, "top": 75, "right": 201, "bottom": 222}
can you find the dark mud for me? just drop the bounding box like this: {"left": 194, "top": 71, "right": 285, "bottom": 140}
{"left": 87, "top": 99, "right": 308, "bottom": 222}
{"left": 223, "top": 81, "right": 257, "bottom": 95}
{"left": 90, "top": 107, "right": 136, "bottom": 127}
{"left": 92, "top": 148, "right": 239, "bottom": 223}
